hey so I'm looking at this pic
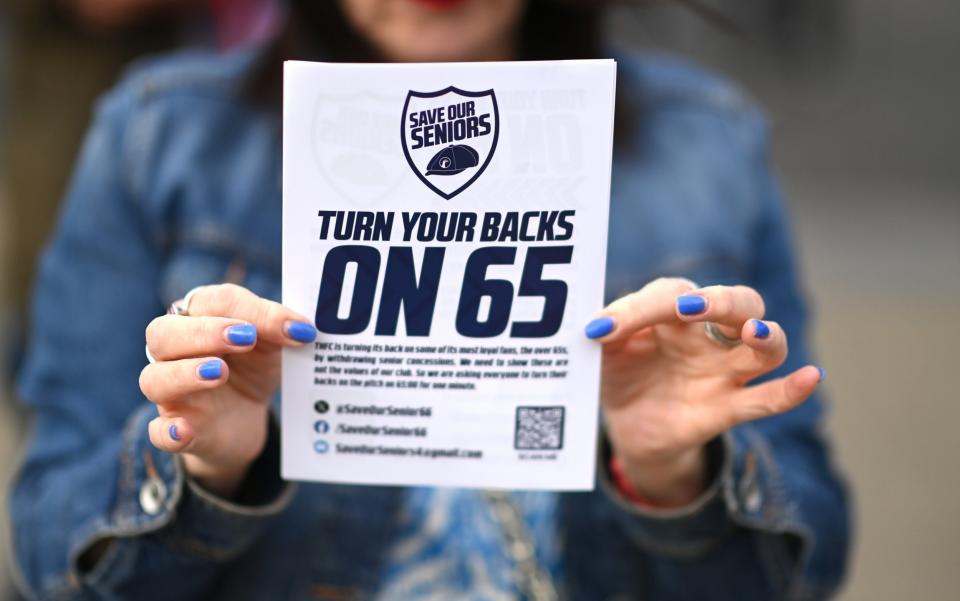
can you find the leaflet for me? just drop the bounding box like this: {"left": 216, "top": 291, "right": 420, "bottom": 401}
{"left": 282, "top": 59, "right": 616, "bottom": 490}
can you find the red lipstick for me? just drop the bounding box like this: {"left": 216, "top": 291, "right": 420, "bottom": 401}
{"left": 409, "top": 0, "right": 467, "bottom": 10}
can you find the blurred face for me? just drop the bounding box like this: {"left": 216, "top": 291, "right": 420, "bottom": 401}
{"left": 337, "top": 0, "right": 527, "bottom": 62}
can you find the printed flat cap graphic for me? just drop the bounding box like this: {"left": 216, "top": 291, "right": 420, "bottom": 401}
{"left": 425, "top": 144, "right": 480, "bottom": 176}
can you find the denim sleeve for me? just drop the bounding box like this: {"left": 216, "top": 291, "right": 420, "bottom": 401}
{"left": 9, "top": 85, "right": 293, "bottom": 601}
{"left": 597, "top": 118, "right": 851, "bottom": 600}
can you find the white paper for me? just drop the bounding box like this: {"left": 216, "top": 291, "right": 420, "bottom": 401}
{"left": 282, "top": 59, "right": 616, "bottom": 490}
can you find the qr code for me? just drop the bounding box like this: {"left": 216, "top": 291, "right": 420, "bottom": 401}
{"left": 514, "top": 406, "right": 565, "bottom": 450}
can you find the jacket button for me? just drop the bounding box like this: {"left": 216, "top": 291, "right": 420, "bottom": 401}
{"left": 139, "top": 477, "right": 168, "bottom": 515}
{"left": 742, "top": 480, "right": 763, "bottom": 513}
{"left": 738, "top": 449, "right": 762, "bottom": 513}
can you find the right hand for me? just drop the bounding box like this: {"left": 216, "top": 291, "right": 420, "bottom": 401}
{"left": 140, "top": 284, "right": 317, "bottom": 498}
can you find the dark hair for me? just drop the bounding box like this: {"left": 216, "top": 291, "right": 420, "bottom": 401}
{"left": 280, "top": 0, "right": 607, "bottom": 61}
{"left": 247, "top": 0, "right": 635, "bottom": 147}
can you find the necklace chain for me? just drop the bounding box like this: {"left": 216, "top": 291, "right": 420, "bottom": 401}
{"left": 483, "top": 491, "right": 559, "bottom": 601}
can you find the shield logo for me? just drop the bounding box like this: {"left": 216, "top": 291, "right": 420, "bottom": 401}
{"left": 401, "top": 86, "right": 499, "bottom": 200}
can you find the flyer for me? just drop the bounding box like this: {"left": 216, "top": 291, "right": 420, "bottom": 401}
{"left": 282, "top": 59, "right": 616, "bottom": 490}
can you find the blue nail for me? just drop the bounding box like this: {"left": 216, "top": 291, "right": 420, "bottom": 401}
{"left": 585, "top": 316, "right": 615, "bottom": 339}
{"left": 198, "top": 359, "right": 222, "bottom": 380}
{"left": 287, "top": 321, "right": 317, "bottom": 343}
{"left": 817, "top": 367, "right": 826, "bottom": 382}
{"left": 169, "top": 423, "right": 181, "bottom": 441}
{"left": 753, "top": 319, "right": 770, "bottom": 339}
{"left": 677, "top": 295, "right": 707, "bottom": 315}
{"left": 226, "top": 324, "right": 257, "bottom": 346}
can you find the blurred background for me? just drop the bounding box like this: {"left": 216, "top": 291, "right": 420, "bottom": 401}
{"left": 0, "top": 1, "right": 957, "bottom": 599}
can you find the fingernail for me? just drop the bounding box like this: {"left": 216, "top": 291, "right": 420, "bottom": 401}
{"left": 286, "top": 321, "right": 317, "bottom": 343}
{"left": 226, "top": 324, "right": 257, "bottom": 346}
{"left": 169, "top": 423, "right": 181, "bottom": 441}
{"left": 817, "top": 367, "right": 826, "bottom": 382}
{"left": 585, "top": 316, "right": 615, "bottom": 339}
{"left": 677, "top": 295, "right": 707, "bottom": 315}
{"left": 753, "top": 319, "right": 770, "bottom": 339}
{"left": 198, "top": 359, "right": 222, "bottom": 380}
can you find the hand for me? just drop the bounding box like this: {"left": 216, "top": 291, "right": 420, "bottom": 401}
{"left": 139, "top": 284, "right": 317, "bottom": 498}
{"left": 587, "top": 278, "right": 823, "bottom": 505}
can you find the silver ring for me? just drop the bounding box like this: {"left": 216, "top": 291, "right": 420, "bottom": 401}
{"left": 167, "top": 285, "right": 204, "bottom": 316}
{"left": 704, "top": 322, "right": 741, "bottom": 348}
{"left": 147, "top": 286, "right": 207, "bottom": 363}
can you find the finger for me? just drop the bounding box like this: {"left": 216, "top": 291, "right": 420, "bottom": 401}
{"left": 139, "top": 358, "right": 228, "bottom": 405}
{"left": 675, "top": 285, "right": 765, "bottom": 340}
{"left": 585, "top": 277, "right": 697, "bottom": 342}
{"left": 726, "top": 319, "right": 789, "bottom": 382}
{"left": 146, "top": 315, "right": 259, "bottom": 362}
{"left": 185, "top": 284, "right": 317, "bottom": 346}
{"left": 722, "top": 365, "right": 823, "bottom": 426}
{"left": 148, "top": 415, "right": 194, "bottom": 453}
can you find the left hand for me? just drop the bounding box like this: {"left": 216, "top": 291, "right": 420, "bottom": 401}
{"left": 587, "top": 278, "right": 823, "bottom": 506}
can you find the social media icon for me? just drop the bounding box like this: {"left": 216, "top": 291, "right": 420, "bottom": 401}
{"left": 314, "top": 420, "right": 330, "bottom": 434}
{"left": 313, "top": 440, "right": 329, "bottom": 454}
{"left": 314, "top": 400, "right": 329, "bottom": 414}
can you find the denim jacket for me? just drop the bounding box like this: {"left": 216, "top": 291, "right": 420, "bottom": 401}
{"left": 10, "top": 47, "right": 850, "bottom": 601}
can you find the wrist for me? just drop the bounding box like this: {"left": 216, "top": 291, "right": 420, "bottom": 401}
{"left": 182, "top": 412, "right": 282, "bottom": 503}
{"left": 183, "top": 454, "right": 253, "bottom": 499}
{"left": 613, "top": 446, "right": 707, "bottom": 507}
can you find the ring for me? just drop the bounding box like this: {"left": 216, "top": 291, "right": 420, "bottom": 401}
{"left": 167, "top": 286, "right": 204, "bottom": 316}
{"left": 704, "top": 322, "right": 741, "bottom": 348}
{"left": 146, "top": 286, "right": 206, "bottom": 363}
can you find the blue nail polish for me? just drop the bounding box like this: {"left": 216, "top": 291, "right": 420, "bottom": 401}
{"left": 198, "top": 359, "right": 222, "bottom": 380}
{"left": 585, "top": 316, "right": 615, "bottom": 339}
{"left": 677, "top": 295, "right": 707, "bottom": 315}
{"left": 817, "top": 367, "right": 826, "bottom": 382}
{"left": 226, "top": 324, "right": 257, "bottom": 346}
{"left": 753, "top": 319, "right": 770, "bottom": 339}
{"left": 287, "top": 321, "right": 317, "bottom": 343}
{"left": 169, "top": 423, "right": 181, "bottom": 441}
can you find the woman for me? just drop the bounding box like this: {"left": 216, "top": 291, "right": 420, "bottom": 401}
{"left": 10, "top": 1, "right": 850, "bottom": 599}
